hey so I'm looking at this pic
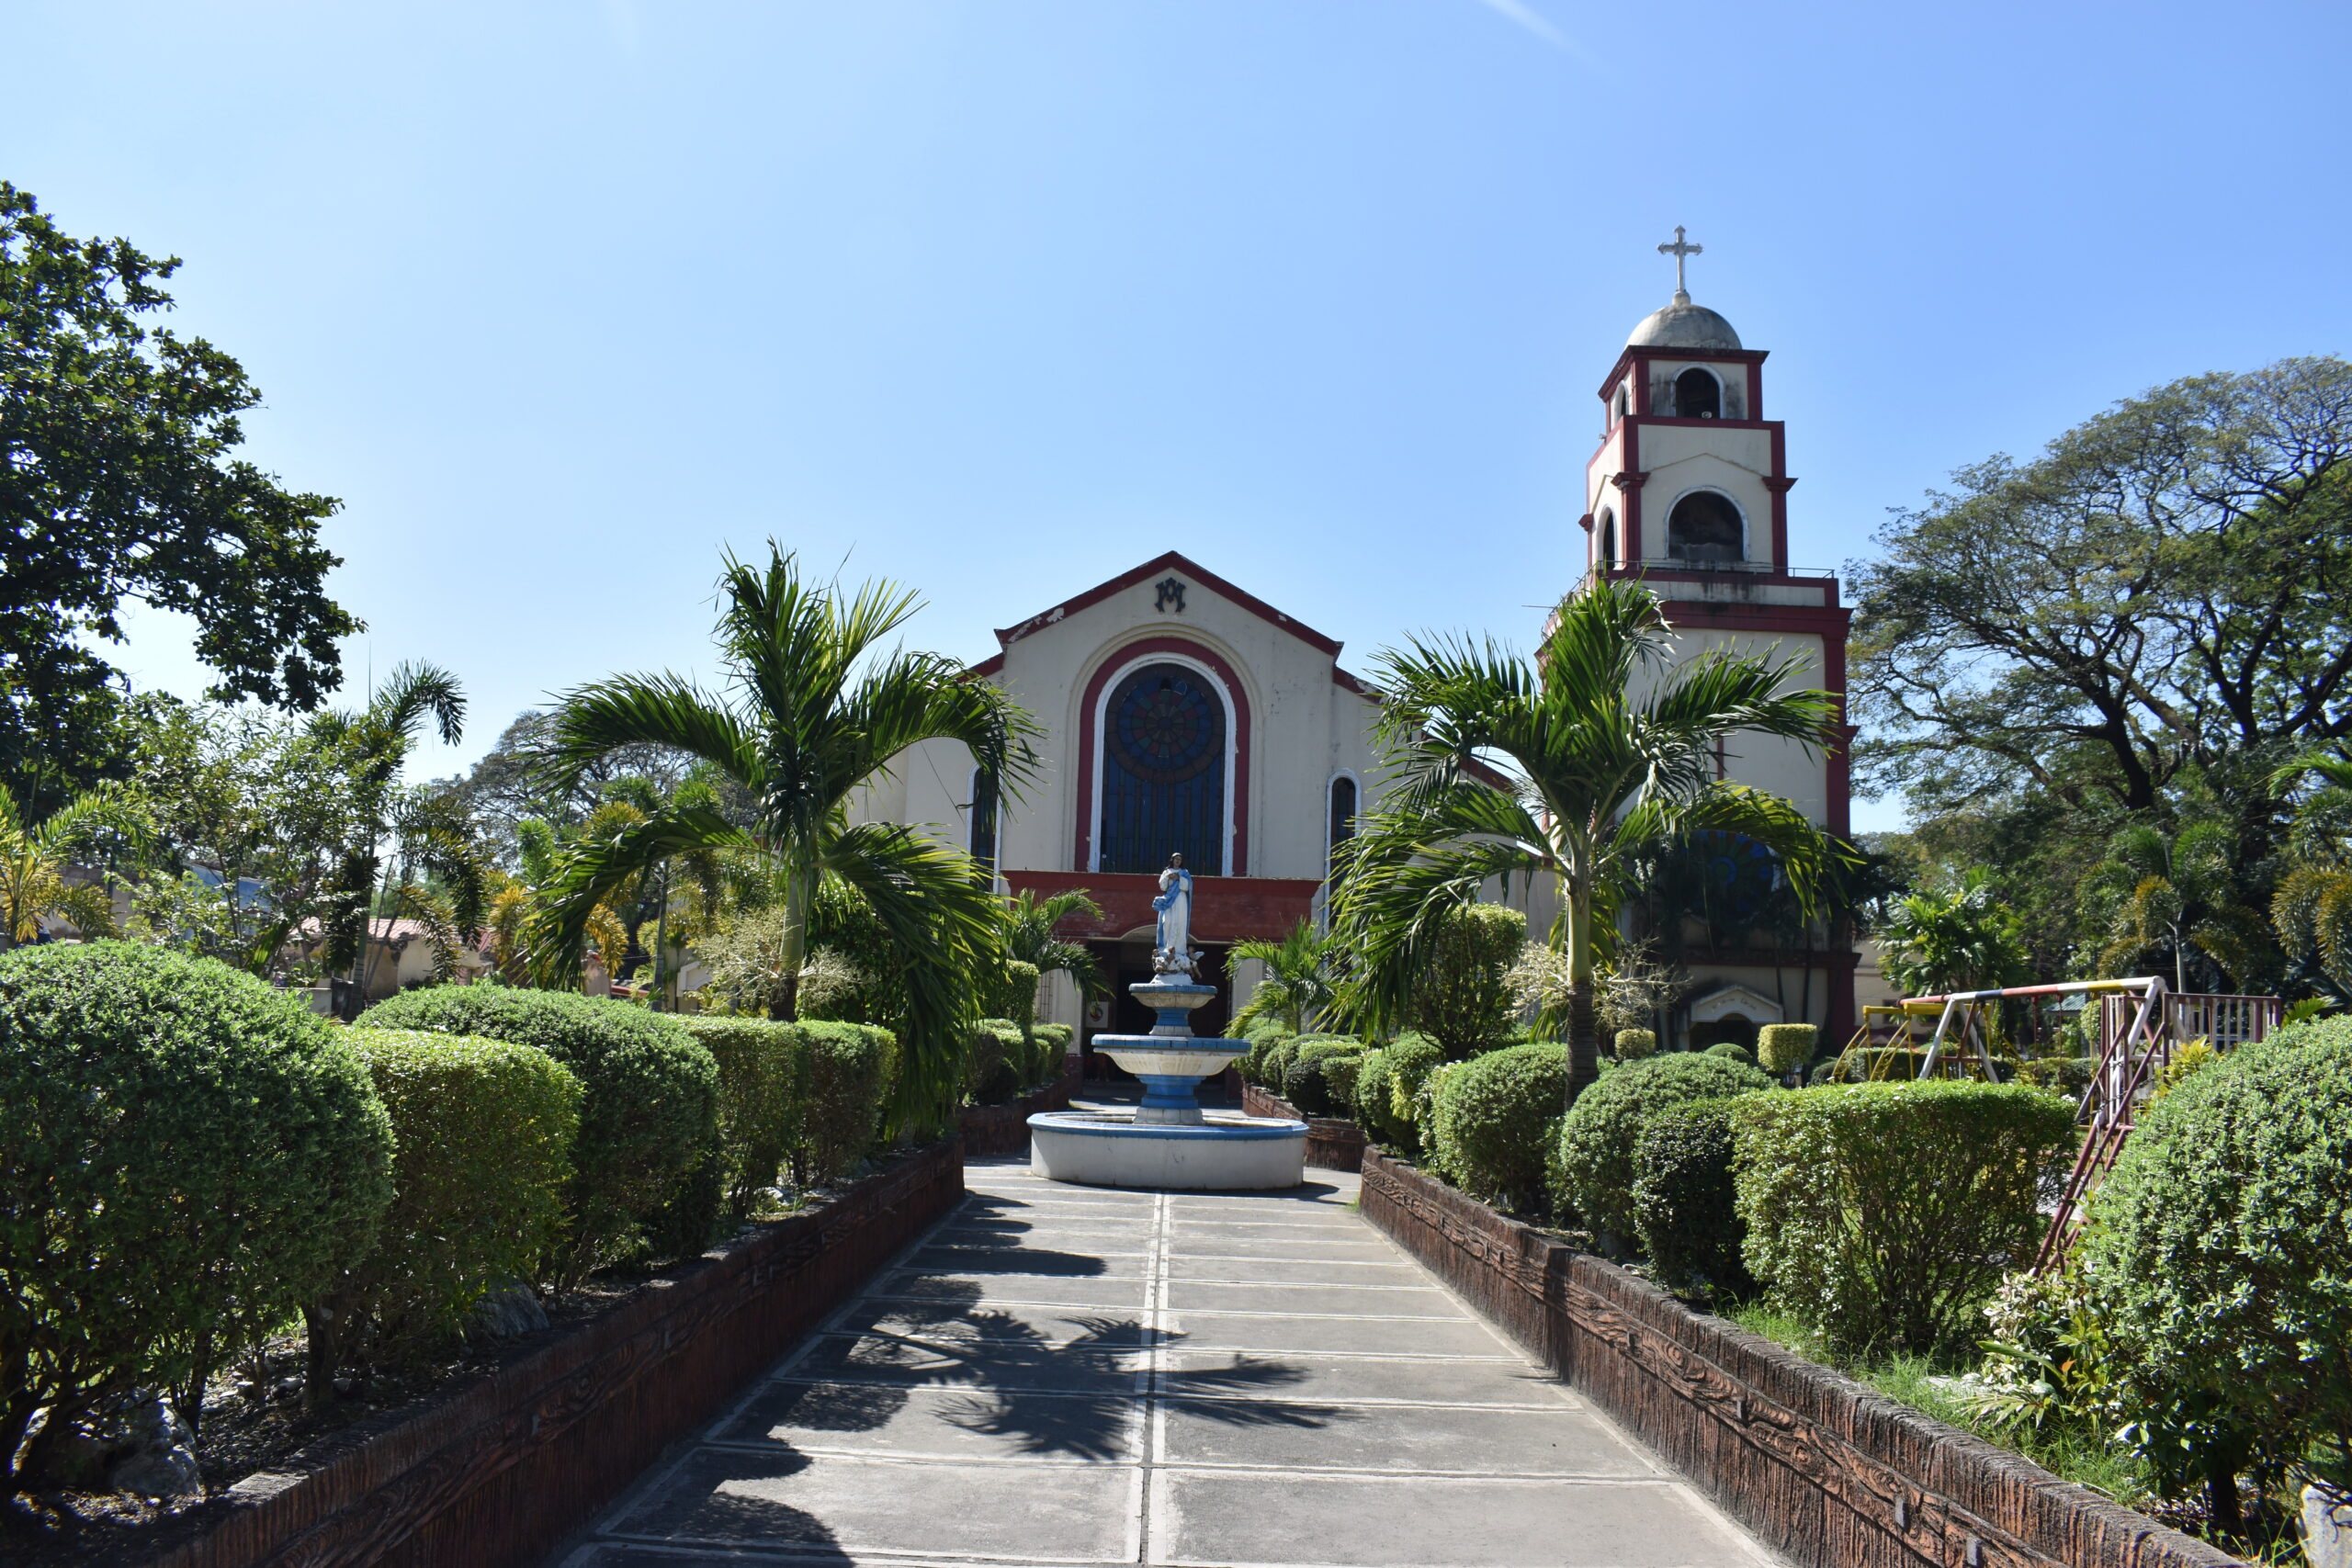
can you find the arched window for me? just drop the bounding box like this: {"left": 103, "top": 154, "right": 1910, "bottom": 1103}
{"left": 1667, "top": 490, "right": 1745, "bottom": 565}
{"left": 1595, "top": 507, "right": 1617, "bottom": 568}
{"left": 1327, "top": 773, "right": 1357, "bottom": 876}
{"left": 1097, "top": 661, "right": 1227, "bottom": 874}
{"left": 1612, "top": 385, "right": 1629, "bottom": 423}
{"left": 969, "top": 765, "right": 999, "bottom": 876}
{"left": 1674, "top": 367, "right": 1721, "bottom": 420}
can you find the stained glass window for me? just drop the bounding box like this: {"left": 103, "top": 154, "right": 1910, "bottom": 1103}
{"left": 1098, "top": 662, "right": 1226, "bottom": 874}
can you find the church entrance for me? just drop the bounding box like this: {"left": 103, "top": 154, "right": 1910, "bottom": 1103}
{"left": 1080, "top": 934, "right": 1230, "bottom": 1079}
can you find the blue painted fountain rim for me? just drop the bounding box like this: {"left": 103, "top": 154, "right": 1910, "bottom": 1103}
{"left": 1026, "top": 1111, "right": 1306, "bottom": 1141}
{"left": 1089, "top": 1034, "right": 1246, "bottom": 1049}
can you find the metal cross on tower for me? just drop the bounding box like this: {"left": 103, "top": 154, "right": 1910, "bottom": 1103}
{"left": 1657, "top": 225, "right": 1702, "bottom": 299}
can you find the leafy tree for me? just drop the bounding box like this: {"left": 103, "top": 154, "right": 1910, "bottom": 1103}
{"left": 0, "top": 182, "right": 355, "bottom": 809}
{"left": 530, "top": 547, "right": 1038, "bottom": 1132}
{"left": 1876, "top": 868, "right": 2032, "bottom": 996}
{"left": 1332, "top": 576, "right": 1846, "bottom": 1104}
{"left": 1231, "top": 919, "right": 1340, "bottom": 1036}
{"left": 0, "top": 782, "right": 151, "bottom": 946}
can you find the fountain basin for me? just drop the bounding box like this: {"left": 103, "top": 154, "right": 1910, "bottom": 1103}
{"left": 1027, "top": 1110, "right": 1306, "bottom": 1190}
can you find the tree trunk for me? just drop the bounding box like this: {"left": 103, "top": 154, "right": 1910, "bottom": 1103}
{"left": 1564, "top": 884, "right": 1600, "bottom": 1107}
{"left": 770, "top": 854, "right": 815, "bottom": 1021}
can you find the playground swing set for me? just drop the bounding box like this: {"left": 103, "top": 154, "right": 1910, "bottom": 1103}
{"left": 1826, "top": 976, "right": 2283, "bottom": 1271}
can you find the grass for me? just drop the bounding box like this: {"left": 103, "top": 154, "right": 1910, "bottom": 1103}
{"left": 1726, "top": 1303, "right": 2152, "bottom": 1504}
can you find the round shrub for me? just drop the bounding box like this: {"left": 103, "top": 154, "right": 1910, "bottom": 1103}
{"left": 1756, "top": 1023, "right": 1817, "bottom": 1078}
{"left": 1383, "top": 1031, "right": 1443, "bottom": 1124}
{"left": 995, "top": 959, "right": 1040, "bottom": 1025}
{"left": 336, "top": 1029, "right": 580, "bottom": 1362}
{"left": 1704, "top": 1041, "right": 1757, "bottom": 1066}
{"left": 360, "top": 986, "right": 720, "bottom": 1283}
{"left": 1556, "top": 1052, "right": 1770, "bottom": 1243}
{"left": 678, "top": 1016, "right": 798, "bottom": 1218}
{"left": 2080, "top": 1035, "right": 2352, "bottom": 1498}
{"left": 1282, "top": 1039, "right": 1363, "bottom": 1116}
{"left": 1256, "top": 1032, "right": 1303, "bottom": 1090}
{"left": 1430, "top": 1043, "right": 1568, "bottom": 1209}
{"left": 797, "top": 1021, "right": 897, "bottom": 1187}
{"left": 1612, "top": 1027, "right": 1658, "bottom": 1061}
{"left": 964, "top": 1019, "right": 1028, "bottom": 1104}
{"left": 1631, "top": 1098, "right": 1752, "bottom": 1301}
{"left": 1731, "top": 1081, "right": 2075, "bottom": 1356}
{"left": 1033, "top": 1022, "right": 1074, "bottom": 1082}
{"left": 0, "top": 942, "right": 393, "bottom": 1484}
{"left": 1351, "top": 1048, "right": 1406, "bottom": 1148}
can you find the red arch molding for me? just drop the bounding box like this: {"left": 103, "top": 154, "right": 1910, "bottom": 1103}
{"left": 1072, "top": 636, "right": 1251, "bottom": 876}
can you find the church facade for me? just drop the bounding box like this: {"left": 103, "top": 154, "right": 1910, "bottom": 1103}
{"left": 857, "top": 260, "right": 1857, "bottom": 1056}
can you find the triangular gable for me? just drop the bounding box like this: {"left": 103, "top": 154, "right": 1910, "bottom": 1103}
{"left": 967, "top": 551, "right": 1344, "bottom": 677}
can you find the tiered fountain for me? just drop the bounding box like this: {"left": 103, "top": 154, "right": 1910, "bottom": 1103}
{"left": 1028, "top": 854, "right": 1307, "bottom": 1190}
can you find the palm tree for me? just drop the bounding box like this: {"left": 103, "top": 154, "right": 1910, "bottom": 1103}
{"left": 530, "top": 547, "right": 1039, "bottom": 1131}
{"left": 2079, "top": 821, "right": 2263, "bottom": 991}
{"left": 1877, "top": 869, "right": 2031, "bottom": 996}
{"left": 0, "top": 783, "right": 152, "bottom": 948}
{"left": 1001, "top": 887, "right": 1107, "bottom": 1009}
{"left": 1331, "top": 576, "right": 1847, "bottom": 1103}
{"left": 1231, "top": 919, "right": 1340, "bottom": 1035}
{"left": 308, "top": 663, "right": 489, "bottom": 1014}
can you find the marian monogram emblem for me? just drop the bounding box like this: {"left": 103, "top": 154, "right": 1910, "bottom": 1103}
{"left": 1154, "top": 576, "right": 1187, "bottom": 613}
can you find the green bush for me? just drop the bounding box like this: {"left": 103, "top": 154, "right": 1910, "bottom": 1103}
{"left": 1253, "top": 1029, "right": 1304, "bottom": 1089}
{"left": 1556, "top": 1052, "right": 1771, "bottom": 1243}
{"left": 2080, "top": 1033, "right": 2352, "bottom": 1500}
{"left": 1408, "top": 903, "right": 1527, "bottom": 1058}
{"left": 1384, "top": 1032, "right": 1443, "bottom": 1117}
{"left": 0, "top": 943, "right": 393, "bottom": 1484}
{"left": 1032, "top": 1022, "right": 1073, "bottom": 1083}
{"left": 1731, "top": 1081, "right": 2075, "bottom": 1356}
{"left": 1282, "top": 1039, "right": 1363, "bottom": 1116}
{"left": 1704, "top": 1041, "right": 1758, "bottom": 1066}
{"left": 678, "top": 1016, "right": 799, "bottom": 1218}
{"left": 965, "top": 1019, "right": 1029, "bottom": 1104}
{"left": 1631, "top": 1098, "right": 1751, "bottom": 1301}
{"left": 360, "top": 985, "right": 720, "bottom": 1282}
{"left": 995, "top": 959, "right": 1040, "bottom": 1026}
{"left": 1613, "top": 1027, "right": 1658, "bottom": 1061}
{"left": 1351, "top": 1048, "right": 1408, "bottom": 1149}
{"left": 1756, "top": 1023, "right": 1817, "bottom": 1077}
{"left": 335, "top": 1029, "right": 580, "bottom": 1362}
{"left": 2015, "top": 1055, "right": 2097, "bottom": 1095}
{"left": 1239, "top": 1017, "right": 1295, "bottom": 1085}
{"left": 1317, "top": 1052, "right": 1366, "bottom": 1114}
{"left": 798, "top": 1021, "right": 898, "bottom": 1186}
{"left": 1430, "top": 1043, "right": 1568, "bottom": 1210}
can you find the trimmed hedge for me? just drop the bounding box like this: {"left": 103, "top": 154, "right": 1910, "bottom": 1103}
{"left": 2081, "top": 1031, "right": 2352, "bottom": 1498}
{"left": 1351, "top": 1047, "right": 1408, "bottom": 1150}
{"left": 1383, "top": 1032, "right": 1443, "bottom": 1125}
{"left": 1033, "top": 1022, "right": 1073, "bottom": 1083}
{"left": 966, "top": 1019, "right": 1029, "bottom": 1104}
{"left": 0, "top": 942, "right": 394, "bottom": 1486}
{"left": 677, "top": 1017, "right": 798, "bottom": 1218}
{"left": 797, "top": 1021, "right": 897, "bottom": 1187}
{"left": 1826, "top": 1044, "right": 1929, "bottom": 1082}
{"left": 1756, "top": 1022, "right": 1816, "bottom": 1077}
{"left": 996, "top": 959, "right": 1040, "bottom": 1027}
{"left": 1556, "top": 1052, "right": 1771, "bottom": 1243}
{"left": 1282, "top": 1039, "right": 1363, "bottom": 1117}
{"left": 335, "top": 1029, "right": 581, "bottom": 1363}
{"left": 1731, "top": 1080, "right": 2075, "bottom": 1356}
{"left": 360, "top": 986, "right": 721, "bottom": 1283}
{"left": 1430, "top": 1043, "right": 1568, "bottom": 1210}
{"left": 2015, "top": 1055, "right": 2097, "bottom": 1095}
{"left": 1630, "top": 1097, "right": 1751, "bottom": 1301}
{"left": 1703, "top": 1041, "right": 1758, "bottom": 1066}
{"left": 1612, "top": 1027, "right": 1658, "bottom": 1061}
{"left": 1408, "top": 902, "right": 1526, "bottom": 1058}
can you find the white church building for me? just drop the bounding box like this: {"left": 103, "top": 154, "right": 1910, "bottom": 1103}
{"left": 857, "top": 250, "right": 1859, "bottom": 1061}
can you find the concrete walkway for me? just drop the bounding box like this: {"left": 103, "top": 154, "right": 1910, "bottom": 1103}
{"left": 558, "top": 1159, "right": 1776, "bottom": 1568}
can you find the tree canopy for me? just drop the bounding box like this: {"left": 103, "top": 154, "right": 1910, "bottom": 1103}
{"left": 0, "top": 182, "right": 354, "bottom": 809}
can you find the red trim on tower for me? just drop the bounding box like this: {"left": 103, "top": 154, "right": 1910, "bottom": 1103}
{"left": 1596, "top": 346, "right": 1769, "bottom": 403}
{"left": 1622, "top": 422, "right": 1644, "bottom": 560}
{"left": 1072, "top": 637, "right": 1253, "bottom": 877}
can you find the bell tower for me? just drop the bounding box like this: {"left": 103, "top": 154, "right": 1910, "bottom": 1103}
{"left": 1574, "top": 228, "right": 1858, "bottom": 1043}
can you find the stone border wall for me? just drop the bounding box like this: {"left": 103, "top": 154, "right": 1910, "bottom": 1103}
{"left": 1240, "top": 1083, "right": 1367, "bottom": 1172}
{"left": 957, "top": 1074, "right": 1076, "bottom": 1157}
{"left": 151, "top": 1141, "right": 965, "bottom": 1568}
{"left": 1357, "top": 1148, "right": 2241, "bottom": 1568}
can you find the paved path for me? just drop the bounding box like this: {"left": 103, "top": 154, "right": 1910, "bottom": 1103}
{"left": 558, "top": 1160, "right": 1775, "bottom": 1568}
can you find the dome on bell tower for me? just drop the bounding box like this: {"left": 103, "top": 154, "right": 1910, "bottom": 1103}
{"left": 1626, "top": 291, "right": 1742, "bottom": 351}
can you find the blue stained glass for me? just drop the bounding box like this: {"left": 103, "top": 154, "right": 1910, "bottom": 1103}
{"left": 1099, "top": 663, "right": 1226, "bottom": 874}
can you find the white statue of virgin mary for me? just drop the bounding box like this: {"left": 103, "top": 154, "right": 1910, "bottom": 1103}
{"left": 1151, "top": 852, "right": 1196, "bottom": 977}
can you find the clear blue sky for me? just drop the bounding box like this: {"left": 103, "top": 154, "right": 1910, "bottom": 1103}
{"left": 9, "top": 1, "right": 2348, "bottom": 831}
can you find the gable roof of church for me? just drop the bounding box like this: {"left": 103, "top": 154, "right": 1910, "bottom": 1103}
{"left": 967, "top": 549, "right": 1347, "bottom": 678}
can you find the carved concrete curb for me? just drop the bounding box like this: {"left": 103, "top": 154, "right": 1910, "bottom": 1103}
{"left": 149, "top": 1140, "right": 966, "bottom": 1568}
{"left": 958, "top": 1073, "right": 1077, "bottom": 1156}
{"left": 1240, "top": 1083, "right": 1366, "bottom": 1171}
{"left": 1357, "top": 1148, "right": 2240, "bottom": 1568}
